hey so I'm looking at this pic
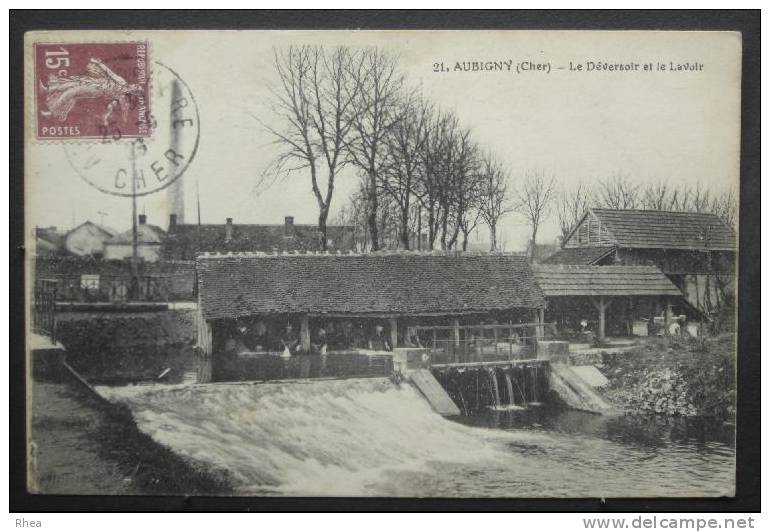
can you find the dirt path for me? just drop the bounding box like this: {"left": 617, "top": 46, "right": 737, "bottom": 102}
{"left": 28, "top": 378, "right": 232, "bottom": 495}
{"left": 29, "top": 382, "right": 136, "bottom": 494}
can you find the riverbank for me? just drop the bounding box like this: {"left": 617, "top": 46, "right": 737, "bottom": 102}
{"left": 599, "top": 333, "right": 736, "bottom": 420}
{"left": 29, "top": 379, "right": 233, "bottom": 495}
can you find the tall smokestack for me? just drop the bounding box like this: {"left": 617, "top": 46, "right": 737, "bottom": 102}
{"left": 167, "top": 79, "right": 185, "bottom": 224}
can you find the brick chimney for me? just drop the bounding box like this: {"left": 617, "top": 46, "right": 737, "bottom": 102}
{"left": 225, "top": 217, "right": 233, "bottom": 241}
{"left": 284, "top": 216, "right": 294, "bottom": 237}
{"left": 168, "top": 214, "right": 177, "bottom": 233}
{"left": 138, "top": 214, "right": 147, "bottom": 225}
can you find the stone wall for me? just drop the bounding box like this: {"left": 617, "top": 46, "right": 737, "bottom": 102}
{"left": 33, "top": 256, "right": 196, "bottom": 302}
{"left": 55, "top": 309, "right": 197, "bottom": 383}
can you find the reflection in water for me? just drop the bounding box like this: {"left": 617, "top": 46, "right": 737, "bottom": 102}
{"left": 98, "top": 378, "right": 735, "bottom": 498}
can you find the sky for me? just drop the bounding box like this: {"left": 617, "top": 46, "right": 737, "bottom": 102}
{"left": 25, "top": 30, "right": 741, "bottom": 251}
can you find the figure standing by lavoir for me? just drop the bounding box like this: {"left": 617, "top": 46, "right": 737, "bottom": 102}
{"left": 311, "top": 327, "right": 328, "bottom": 355}
{"left": 368, "top": 324, "right": 392, "bottom": 352}
{"left": 280, "top": 322, "right": 301, "bottom": 357}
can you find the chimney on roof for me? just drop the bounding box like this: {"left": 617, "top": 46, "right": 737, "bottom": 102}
{"left": 225, "top": 217, "right": 233, "bottom": 241}
{"left": 168, "top": 214, "right": 177, "bottom": 233}
{"left": 284, "top": 216, "right": 294, "bottom": 237}
{"left": 138, "top": 214, "right": 147, "bottom": 225}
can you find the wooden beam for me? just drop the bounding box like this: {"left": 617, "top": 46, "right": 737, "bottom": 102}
{"left": 388, "top": 317, "right": 398, "bottom": 349}
{"left": 412, "top": 321, "right": 549, "bottom": 333}
{"left": 597, "top": 296, "right": 606, "bottom": 342}
{"left": 537, "top": 308, "right": 545, "bottom": 339}
{"left": 300, "top": 314, "right": 311, "bottom": 352}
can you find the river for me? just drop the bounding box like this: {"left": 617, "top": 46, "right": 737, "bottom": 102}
{"left": 97, "top": 377, "right": 734, "bottom": 497}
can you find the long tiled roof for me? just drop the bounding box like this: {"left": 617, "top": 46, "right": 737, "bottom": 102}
{"left": 198, "top": 252, "right": 545, "bottom": 319}
{"left": 590, "top": 209, "right": 736, "bottom": 250}
{"left": 541, "top": 246, "right": 616, "bottom": 265}
{"left": 533, "top": 265, "right": 682, "bottom": 297}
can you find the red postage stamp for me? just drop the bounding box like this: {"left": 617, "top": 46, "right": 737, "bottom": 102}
{"left": 34, "top": 42, "right": 150, "bottom": 140}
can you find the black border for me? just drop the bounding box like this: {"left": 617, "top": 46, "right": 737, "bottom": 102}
{"left": 9, "top": 9, "right": 760, "bottom": 513}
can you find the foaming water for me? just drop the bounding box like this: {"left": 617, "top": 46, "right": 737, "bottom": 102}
{"left": 98, "top": 378, "right": 734, "bottom": 497}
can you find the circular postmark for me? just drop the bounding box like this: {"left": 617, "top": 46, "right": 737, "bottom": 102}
{"left": 63, "top": 61, "right": 200, "bottom": 197}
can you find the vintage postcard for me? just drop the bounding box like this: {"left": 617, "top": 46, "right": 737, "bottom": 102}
{"left": 24, "top": 29, "right": 740, "bottom": 498}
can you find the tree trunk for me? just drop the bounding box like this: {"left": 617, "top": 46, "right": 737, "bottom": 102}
{"left": 440, "top": 210, "right": 449, "bottom": 250}
{"left": 417, "top": 206, "right": 422, "bottom": 250}
{"left": 318, "top": 208, "right": 329, "bottom": 251}
{"left": 489, "top": 222, "right": 497, "bottom": 251}
{"left": 400, "top": 208, "right": 411, "bottom": 250}
{"left": 427, "top": 207, "right": 436, "bottom": 250}
{"left": 367, "top": 172, "right": 380, "bottom": 251}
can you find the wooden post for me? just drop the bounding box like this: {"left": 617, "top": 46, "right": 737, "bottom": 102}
{"left": 195, "top": 311, "right": 213, "bottom": 383}
{"left": 591, "top": 296, "right": 610, "bottom": 343}
{"left": 452, "top": 318, "right": 460, "bottom": 363}
{"left": 537, "top": 308, "right": 545, "bottom": 339}
{"left": 598, "top": 297, "right": 606, "bottom": 342}
{"left": 388, "top": 317, "right": 398, "bottom": 349}
{"left": 300, "top": 314, "right": 311, "bottom": 352}
{"left": 664, "top": 297, "right": 673, "bottom": 336}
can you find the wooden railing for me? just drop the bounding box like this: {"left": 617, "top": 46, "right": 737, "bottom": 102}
{"left": 410, "top": 322, "right": 556, "bottom": 365}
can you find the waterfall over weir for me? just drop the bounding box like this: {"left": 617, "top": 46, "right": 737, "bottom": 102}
{"left": 97, "top": 378, "right": 515, "bottom": 495}
{"left": 432, "top": 362, "right": 550, "bottom": 414}
{"left": 95, "top": 374, "right": 734, "bottom": 497}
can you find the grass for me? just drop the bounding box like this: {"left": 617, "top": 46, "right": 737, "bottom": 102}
{"left": 31, "top": 377, "right": 233, "bottom": 495}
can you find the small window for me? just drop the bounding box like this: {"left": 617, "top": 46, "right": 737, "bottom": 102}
{"left": 80, "top": 274, "right": 100, "bottom": 290}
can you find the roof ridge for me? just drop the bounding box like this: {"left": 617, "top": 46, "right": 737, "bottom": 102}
{"left": 592, "top": 207, "right": 723, "bottom": 217}
{"left": 196, "top": 250, "right": 526, "bottom": 259}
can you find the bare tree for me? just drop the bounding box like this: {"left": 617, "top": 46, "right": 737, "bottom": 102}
{"left": 380, "top": 94, "right": 431, "bottom": 249}
{"left": 446, "top": 131, "right": 480, "bottom": 250}
{"left": 514, "top": 170, "right": 556, "bottom": 259}
{"left": 477, "top": 152, "right": 512, "bottom": 251}
{"left": 710, "top": 187, "right": 738, "bottom": 229}
{"left": 346, "top": 48, "right": 406, "bottom": 251}
{"left": 555, "top": 181, "right": 590, "bottom": 242}
{"left": 640, "top": 182, "right": 679, "bottom": 211}
{"left": 415, "top": 110, "right": 452, "bottom": 249}
{"left": 263, "top": 45, "right": 361, "bottom": 250}
{"left": 593, "top": 173, "right": 640, "bottom": 209}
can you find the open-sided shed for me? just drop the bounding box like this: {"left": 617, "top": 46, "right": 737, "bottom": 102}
{"left": 196, "top": 251, "right": 546, "bottom": 381}
{"left": 533, "top": 264, "right": 683, "bottom": 341}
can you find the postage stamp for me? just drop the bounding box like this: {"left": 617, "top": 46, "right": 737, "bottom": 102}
{"left": 34, "top": 42, "right": 150, "bottom": 140}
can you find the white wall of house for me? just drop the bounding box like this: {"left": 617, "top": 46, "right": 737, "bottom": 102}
{"left": 103, "top": 243, "right": 162, "bottom": 262}
{"left": 64, "top": 223, "right": 111, "bottom": 256}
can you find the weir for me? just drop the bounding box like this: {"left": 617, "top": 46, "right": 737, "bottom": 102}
{"left": 429, "top": 359, "right": 551, "bottom": 415}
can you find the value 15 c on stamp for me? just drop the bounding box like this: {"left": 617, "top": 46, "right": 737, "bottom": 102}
{"left": 34, "top": 42, "right": 151, "bottom": 140}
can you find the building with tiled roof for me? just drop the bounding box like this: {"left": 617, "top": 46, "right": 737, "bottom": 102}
{"left": 195, "top": 251, "right": 546, "bottom": 381}
{"left": 198, "top": 251, "right": 545, "bottom": 320}
{"left": 163, "top": 215, "right": 357, "bottom": 260}
{"left": 103, "top": 215, "right": 166, "bottom": 262}
{"left": 533, "top": 264, "right": 685, "bottom": 340}
{"left": 543, "top": 208, "right": 737, "bottom": 315}
{"left": 563, "top": 208, "right": 736, "bottom": 251}
{"left": 34, "top": 226, "right": 64, "bottom": 256}
{"left": 62, "top": 221, "right": 116, "bottom": 258}
{"left": 541, "top": 246, "right": 617, "bottom": 266}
